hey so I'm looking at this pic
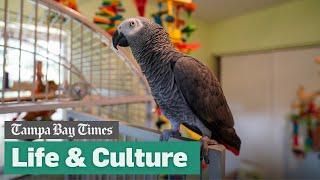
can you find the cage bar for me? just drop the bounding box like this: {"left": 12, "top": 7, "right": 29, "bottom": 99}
{"left": 1, "top": 0, "right": 8, "bottom": 104}
{"left": 32, "top": 0, "right": 38, "bottom": 102}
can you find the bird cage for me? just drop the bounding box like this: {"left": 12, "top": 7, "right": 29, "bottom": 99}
{"left": 0, "top": 0, "right": 153, "bottom": 126}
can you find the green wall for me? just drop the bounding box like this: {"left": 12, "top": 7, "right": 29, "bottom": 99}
{"left": 209, "top": 0, "right": 320, "bottom": 55}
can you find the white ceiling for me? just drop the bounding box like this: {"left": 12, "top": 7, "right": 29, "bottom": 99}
{"left": 193, "top": 0, "right": 292, "bottom": 22}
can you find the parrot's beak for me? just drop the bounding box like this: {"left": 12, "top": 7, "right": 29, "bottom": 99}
{"left": 112, "top": 30, "right": 129, "bottom": 50}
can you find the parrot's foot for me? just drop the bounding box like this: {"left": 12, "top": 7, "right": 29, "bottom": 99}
{"left": 160, "top": 129, "right": 181, "bottom": 141}
{"left": 200, "top": 136, "right": 218, "bottom": 164}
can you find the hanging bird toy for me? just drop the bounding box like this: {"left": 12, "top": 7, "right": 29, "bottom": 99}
{"left": 151, "top": 0, "right": 200, "bottom": 53}
{"left": 93, "top": 0, "right": 125, "bottom": 35}
{"left": 290, "top": 85, "right": 320, "bottom": 158}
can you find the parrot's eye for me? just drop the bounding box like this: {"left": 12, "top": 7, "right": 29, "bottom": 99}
{"left": 129, "top": 21, "right": 135, "bottom": 28}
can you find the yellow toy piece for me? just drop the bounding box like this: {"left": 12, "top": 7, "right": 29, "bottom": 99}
{"left": 180, "top": 125, "right": 202, "bottom": 140}
{"left": 114, "top": 20, "right": 122, "bottom": 25}
{"left": 156, "top": 108, "right": 202, "bottom": 140}
{"left": 170, "top": 29, "right": 182, "bottom": 43}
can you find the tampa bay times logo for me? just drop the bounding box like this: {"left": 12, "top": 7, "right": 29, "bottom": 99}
{"left": 5, "top": 121, "right": 119, "bottom": 140}
{"left": 3, "top": 120, "right": 200, "bottom": 175}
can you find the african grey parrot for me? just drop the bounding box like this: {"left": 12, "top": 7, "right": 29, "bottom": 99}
{"left": 112, "top": 17, "right": 241, "bottom": 161}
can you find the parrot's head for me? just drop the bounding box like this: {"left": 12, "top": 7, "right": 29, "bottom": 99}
{"left": 112, "top": 17, "right": 171, "bottom": 52}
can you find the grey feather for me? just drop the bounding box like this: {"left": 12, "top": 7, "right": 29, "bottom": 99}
{"left": 172, "top": 56, "right": 235, "bottom": 129}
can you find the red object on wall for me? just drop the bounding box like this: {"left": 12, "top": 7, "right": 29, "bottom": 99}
{"left": 134, "top": 0, "right": 147, "bottom": 16}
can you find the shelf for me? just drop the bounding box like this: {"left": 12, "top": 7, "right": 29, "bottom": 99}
{"left": 0, "top": 95, "right": 153, "bottom": 114}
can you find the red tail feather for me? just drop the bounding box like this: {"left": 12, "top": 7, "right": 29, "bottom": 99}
{"left": 222, "top": 142, "right": 240, "bottom": 156}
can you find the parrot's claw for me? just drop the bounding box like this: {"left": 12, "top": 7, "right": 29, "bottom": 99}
{"left": 160, "top": 129, "right": 181, "bottom": 141}
{"left": 200, "top": 136, "right": 218, "bottom": 164}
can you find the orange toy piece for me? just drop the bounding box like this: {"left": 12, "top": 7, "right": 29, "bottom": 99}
{"left": 54, "top": 0, "right": 78, "bottom": 11}
{"left": 107, "top": 27, "right": 117, "bottom": 34}
{"left": 183, "top": 2, "right": 196, "bottom": 12}
{"left": 175, "top": 18, "right": 185, "bottom": 27}
{"left": 99, "top": 7, "right": 116, "bottom": 17}
{"left": 93, "top": 16, "right": 111, "bottom": 24}
{"left": 175, "top": 42, "right": 200, "bottom": 53}
{"left": 176, "top": 2, "right": 196, "bottom": 13}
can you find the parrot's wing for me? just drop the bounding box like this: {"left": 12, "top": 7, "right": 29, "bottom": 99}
{"left": 172, "top": 56, "right": 234, "bottom": 130}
